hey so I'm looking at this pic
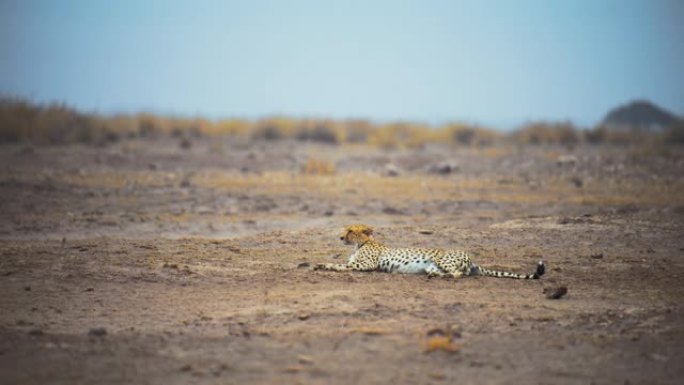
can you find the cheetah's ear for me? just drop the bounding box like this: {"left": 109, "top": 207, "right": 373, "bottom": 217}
{"left": 361, "top": 225, "right": 374, "bottom": 236}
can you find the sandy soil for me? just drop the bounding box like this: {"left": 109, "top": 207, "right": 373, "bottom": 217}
{"left": 1, "top": 138, "right": 683, "bottom": 385}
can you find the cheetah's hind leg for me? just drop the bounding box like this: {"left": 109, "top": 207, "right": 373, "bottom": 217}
{"left": 425, "top": 264, "right": 445, "bottom": 278}
{"left": 425, "top": 265, "right": 462, "bottom": 279}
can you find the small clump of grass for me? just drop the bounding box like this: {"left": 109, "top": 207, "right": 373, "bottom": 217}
{"left": 301, "top": 157, "right": 336, "bottom": 175}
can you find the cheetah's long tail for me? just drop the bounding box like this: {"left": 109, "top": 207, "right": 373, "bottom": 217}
{"left": 475, "top": 260, "right": 545, "bottom": 279}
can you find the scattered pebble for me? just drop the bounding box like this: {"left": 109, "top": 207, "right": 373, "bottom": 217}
{"left": 298, "top": 313, "right": 310, "bottom": 321}
{"left": 180, "top": 364, "right": 193, "bottom": 372}
{"left": 418, "top": 229, "right": 434, "bottom": 235}
{"left": 297, "top": 355, "right": 314, "bottom": 365}
{"left": 590, "top": 252, "right": 604, "bottom": 259}
{"left": 427, "top": 161, "right": 460, "bottom": 175}
{"left": 544, "top": 286, "right": 568, "bottom": 300}
{"left": 428, "top": 373, "right": 447, "bottom": 380}
{"left": 570, "top": 176, "right": 583, "bottom": 188}
{"left": 179, "top": 137, "right": 192, "bottom": 149}
{"left": 383, "top": 163, "right": 401, "bottom": 177}
{"left": 649, "top": 353, "right": 668, "bottom": 362}
{"left": 297, "top": 262, "right": 310, "bottom": 269}
{"left": 88, "top": 327, "right": 107, "bottom": 337}
{"left": 382, "top": 206, "right": 404, "bottom": 215}
{"left": 23, "top": 286, "right": 31, "bottom": 291}
{"left": 556, "top": 155, "right": 578, "bottom": 167}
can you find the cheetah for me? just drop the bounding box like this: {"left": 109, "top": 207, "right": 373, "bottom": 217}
{"left": 314, "top": 224, "right": 545, "bottom": 279}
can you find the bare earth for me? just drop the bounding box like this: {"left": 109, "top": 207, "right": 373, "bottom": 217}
{"left": 1, "top": 138, "right": 683, "bottom": 385}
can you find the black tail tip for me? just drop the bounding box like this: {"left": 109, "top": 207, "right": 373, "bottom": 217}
{"left": 533, "top": 260, "right": 545, "bottom": 279}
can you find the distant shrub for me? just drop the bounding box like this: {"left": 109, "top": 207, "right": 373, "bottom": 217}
{"left": 210, "top": 119, "right": 250, "bottom": 136}
{"left": 368, "top": 123, "right": 403, "bottom": 149}
{"left": 585, "top": 125, "right": 658, "bottom": 146}
{"left": 0, "top": 97, "right": 115, "bottom": 145}
{"left": 511, "top": 121, "right": 580, "bottom": 146}
{"left": 137, "top": 114, "right": 163, "bottom": 138}
{"left": 445, "top": 124, "right": 500, "bottom": 147}
{"left": 342, "top": 120, "right": 372, "bottom": 143}
{"left": 295, "top": 120, "right": 339, "bottom": 144}
{"left": 404, "top": 124, "right": 435, "bottom": 149}
{"left": 584, "top": 125, "right": 608, "bottom": 144}
{"left": 366, "top": 123, "right": 434, "bottom": 149}
{"left": 661, "top": 121, "right": 684, "bottom": 145}
{"left": 251, "top": 121, "right": 283, "bottom": 140}
{"left": 453, "top": 126, "right": 476, "bottom": 145}
{"left": 250, "top": 117, "right": 296, "bottom": 141}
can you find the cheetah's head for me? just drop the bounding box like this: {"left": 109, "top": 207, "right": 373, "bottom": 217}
{"left": 341, "top": 224, "right": 374, "bottom": 246}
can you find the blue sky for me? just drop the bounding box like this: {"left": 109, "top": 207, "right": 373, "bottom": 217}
{"left": 1, "top": 0, "right": 682, "bottom": 129}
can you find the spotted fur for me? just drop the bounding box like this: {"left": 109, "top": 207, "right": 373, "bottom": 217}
{"left": 314, "top": 224, "right": 545, "bottom": 279}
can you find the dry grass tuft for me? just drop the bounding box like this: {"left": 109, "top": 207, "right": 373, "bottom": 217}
{"left": 424, "top": 335, "right": 461, "bottom": 353}
{"left": 301, "top": 157, "right": 336, "bottom": 175}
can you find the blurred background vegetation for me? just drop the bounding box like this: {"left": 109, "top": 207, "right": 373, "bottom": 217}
{"left": 1, "top": 96, "right": 682, "bottom": 148}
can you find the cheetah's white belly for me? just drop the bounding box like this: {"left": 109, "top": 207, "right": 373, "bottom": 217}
{"left": 378, "top": 256, "right": 441, "bottom": 274}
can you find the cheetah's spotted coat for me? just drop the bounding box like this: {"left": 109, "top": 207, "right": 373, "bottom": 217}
{"left": 314, "top": 224, "right": 545, "bottom": 279}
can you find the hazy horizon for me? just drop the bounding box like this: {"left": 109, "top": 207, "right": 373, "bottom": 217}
{"left": 2, "top": 0, "right": 683, "bottom": 130}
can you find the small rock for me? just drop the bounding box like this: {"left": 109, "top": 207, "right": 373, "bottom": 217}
{"left": 418, "top": 229, "right": 434, "bottom": 235}
{"left": 88, "top": 327, "right": 107, "bottom": 337}
{"left": 28, "top": 328, "right": 44, "bottom": 336}
{"left": 85, "top": 287, "right": 94, "bottom": 292}
{"left": 297, "top": 355, "right": 314, "bottom": 365}
{"left": 570, "top": 177, "right": 583, "bottom": 188}
{"left": 382, "top": 206, "right": 404, "bottom": 215}
{"left": 544, "top": 286, "right": 568, "bottom": 300}
{"left": 590, "top": 252, "right": 604, "bottom": 259}
{"left": 383, "top": 163, "right": 401, "bottom": 177}
{"left": 557, "top": 217, "right": 572, "bottom": 225}
{"left": 556, "top": 155, "right": 577, "bottom": 167}
{"left": 649, "top": 353, "right": 668, "bottom": 362}
{"left": 179, "top": 137, "right": 192, "bottom": 149}
{"left": 23, "top": 286, "right": 31, "bottom": 291}
{"left": 195, "top": 206, "right": 214, "bottom": 215}
{"left": 180, "top": 364, "right": 193, "bottom": 372}
{"left": 323, "top": 210, "right": 334, "bottom": 216}
{"left": 426, "top": 327, "right": 447, "bottom": 337}
{"left": 427, "top": 161, "right": 460, "bottom": 175}
{"left": 298, "top": 313, "right": 310, "bottom": 321}
{"left": 428, "top": 373, "right": 447, "bottom": 380}
{"left": 297, "top": 262, "right": 310, "bottom": 269}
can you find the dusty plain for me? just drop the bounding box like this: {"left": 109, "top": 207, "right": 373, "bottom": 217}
{"left": 1, "top": 138, "right": 683, "bottom": 384}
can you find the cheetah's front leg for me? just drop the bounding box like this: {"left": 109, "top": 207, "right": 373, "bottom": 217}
{"left": 313, "top": 263, "right": 351, "bottom": 271}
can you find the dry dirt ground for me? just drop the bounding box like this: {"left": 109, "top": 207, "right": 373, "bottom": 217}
{"left": 1, "top": 138, "right": 683, "bottom": 385}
